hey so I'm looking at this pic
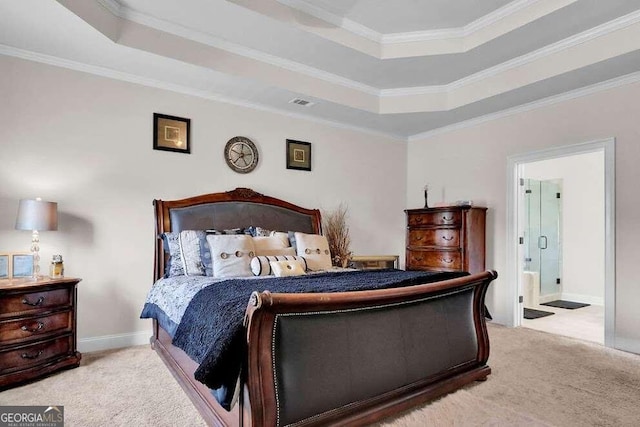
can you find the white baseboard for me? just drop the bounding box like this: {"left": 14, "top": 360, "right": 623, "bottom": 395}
{"left": 560, "top": 292, "right": 604, "bottom": 306}
{"left": 538, "top": 293, "right": 561, "bottom": 304}
{"left": 78, "top": 331, "right": 151, "bottom": 353}
{"left": 614, "top": 337, "right": 640, "bottom": 355}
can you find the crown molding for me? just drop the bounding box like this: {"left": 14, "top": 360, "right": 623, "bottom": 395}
{"left": 98, "top": 0, "right": 380, "bottom": 97}
{"left": 381, "top": 9, "right": 640, "bottom": 98}
{"left": 0, "top": 44, "right": 405, "bottom": 142}
{"left": 95, "top": 0, "right": 121, "bottom": 16}
{"left": 93, "top": 0, "right": 640, "bottom": 108}
{"left": 276, "top": 0, "right": 551, "bottom": 45}
{"left": 382, "top": 0, "right": 538, "bottom": 43}
{"left": 407, "top": 70, "right": 640, "bottom": 142}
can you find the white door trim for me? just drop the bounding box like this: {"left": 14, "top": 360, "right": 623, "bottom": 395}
{"left": 506, "top": 138, "right": 615, "bottom": 347}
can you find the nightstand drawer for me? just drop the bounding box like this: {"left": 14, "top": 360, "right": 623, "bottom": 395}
{"left": 406, "top": 250, "right": 462, "bottom": 270}
{"left": 0, "top": 288, "right": 72, "bottom": 318}
{"left": 0, "top": 336, "right": 72, "bottom": 374}
{"left": 0, "top": 311, "right": 72, "bottom": 344}
{"left": 407, "top": 210, "right": 461, "bottom": 227}
{"left": 408, "top": 229, "right": 460, "bottom": 247}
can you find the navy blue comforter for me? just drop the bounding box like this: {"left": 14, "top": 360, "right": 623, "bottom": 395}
{"left": 143, "top": 269, "right": 465, "bottom": 409}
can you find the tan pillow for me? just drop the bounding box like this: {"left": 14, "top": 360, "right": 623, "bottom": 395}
{"left": 206, "top": 234, "right": 256, "bottom": 278}
{"left": 294, "top": 232, "right": 332, "bottom": 271}
{"left": 257, "top": 247, "right": 296, "bottom": 257}
{"left": 270, "top": 260, "right": 306, "bottom": 277}
{"left": 253, "top": 232, "right": 290, "bottom": 255}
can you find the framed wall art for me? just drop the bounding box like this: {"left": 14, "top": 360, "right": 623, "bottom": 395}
{"left": 153, "top": 113, "right": 191, "bottom": 154}
{"left": 11, "top": 253, "right": 34, "bottom": 278}
{"left": 286, "top": 139, "right": 311, "bottom": 171}
{"left": 0, "top": 254, "right": 9, "bottom": 279}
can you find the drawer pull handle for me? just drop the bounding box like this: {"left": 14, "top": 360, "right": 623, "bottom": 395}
{"left": 415, "top": 235, "right": 423, "bottom": 241}
{"left": 414, "top": 256, "right": 423, "bottom": 262}
{"left": 414, "top": 217, "right": 423, "bottom": 223}
{"left": 442, "top": 216, "right": 454, "bottom": 222}
{"left": 442, "top": 235, "right": 454, "bottom": 241}
{"left": 441, "top": 258, "right": 454, "bottom": 263}
{"left": 22, "top": 296, "right": 45, "bottom": 307}
{"left": 21, "top": 322, "right": 44, "bottom": 333}
{"left": 21, "top": 350, "right": 43, "bottom": 360}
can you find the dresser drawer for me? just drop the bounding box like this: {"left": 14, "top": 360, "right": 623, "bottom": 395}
{"left": 0, "top": 288, "right": 72, "bottom": 318}
{"left": 406, "top": 250, "right": 462, "bottom": 270}
{"left": 408, "top": 210, "right": 461, "bottom": 227}
{"left": 408, "top": 229, "right": 460, "bottom": 247}
{"left": 0, "top": 336, "right": 71, "bottom": 374}
{"left": 0, "top": 311, "right": 72, "bottom": 344}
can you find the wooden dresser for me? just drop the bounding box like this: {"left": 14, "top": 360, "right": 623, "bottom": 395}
{"left": 0, "top": 277, "right": 81, "bottom": 389}
{"left": 405, "top": 206, "right": 487, "bottom": 274}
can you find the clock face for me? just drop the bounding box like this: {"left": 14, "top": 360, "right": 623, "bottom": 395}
{"left": 224, "top": 136, "right": 259, "bottom": 173}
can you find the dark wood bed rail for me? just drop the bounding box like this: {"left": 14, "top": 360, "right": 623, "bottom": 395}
{"left": 245, "top": 270, "right": 497, "bottom": 426}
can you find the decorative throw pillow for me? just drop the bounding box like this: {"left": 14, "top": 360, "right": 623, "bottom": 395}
{"left": 270, "top": 260, "right": 306, "bottom": 277}
{"left": 206, "top": 228, "right": 250, "bottom": 235}
{"left": 246, "top": 226, "right": 272, "bottom": 237}
{"left": 294, "top": 232, "right": 332, "bottom": 271}
{"left": 250, "top": 255, "right": 307, "bottom": 276}
{"left": 179, "top": 230, "right": 206, "bottom": 276}
{"left": 257, "top": 247, "right": 296, "bottom": 257}
{"left": 253, "top": 232, "right": 290, "bottom": 255}
{"left": 206, "top": 235, "right": 256, "bottom": 278}
{"left": 161, "top": 232, "right": 185, "bottom": 277}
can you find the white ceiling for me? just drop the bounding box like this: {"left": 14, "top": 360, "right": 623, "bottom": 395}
{"left": 2, "top": 0, "right": 640, "bottom": 140}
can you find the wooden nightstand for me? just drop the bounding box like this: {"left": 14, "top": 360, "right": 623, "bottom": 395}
{"left": 350, "top": 255, "right": 399, "bottom": 270}
{"left": 0, "top": 276, "right": 81, "bottom": 389}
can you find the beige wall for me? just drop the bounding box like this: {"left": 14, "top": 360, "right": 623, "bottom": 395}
{"left": 524, "top": 152, "right": 605, "bottom": 305}
{"left": 407, "top": 80, "right": 640, "bottom": 354}
{"left": 0, "top": 56, "right": 407, "bottom": 351}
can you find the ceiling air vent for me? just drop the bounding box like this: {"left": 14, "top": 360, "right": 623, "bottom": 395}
{"left": 289, "top": 98, "right": 315, "bottom": 107}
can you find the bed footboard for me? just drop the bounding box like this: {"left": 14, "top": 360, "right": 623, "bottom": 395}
{"left": 245, "top": 270, "right": 497, "bottom": 426}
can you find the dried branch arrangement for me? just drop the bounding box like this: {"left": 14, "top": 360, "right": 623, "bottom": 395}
{"left": 322, "top": 203, "right": 352, "bottom": 267}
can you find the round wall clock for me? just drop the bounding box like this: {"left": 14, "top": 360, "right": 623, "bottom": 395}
{"left": 224, "top": 136, "right": 259, "bottom": 173}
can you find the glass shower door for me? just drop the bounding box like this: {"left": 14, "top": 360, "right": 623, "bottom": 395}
{"left": 524, "top": 179, "right": 562, "bottom": 298}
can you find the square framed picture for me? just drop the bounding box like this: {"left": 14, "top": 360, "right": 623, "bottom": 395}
{"left": 286, "top": 139, "right": 311, "bottom": 171}
{"left": 11, "top": 253, "right": 34, "bottom": 278}
{"left": 0, "top": 254, "right": 9, "bottom": 279}
{"left": 153, "top": 113, "right": 191, "bottom": 154}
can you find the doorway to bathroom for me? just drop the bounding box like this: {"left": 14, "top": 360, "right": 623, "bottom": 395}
{"left": 507, "top": 139, "right": 615, "bottom": 347}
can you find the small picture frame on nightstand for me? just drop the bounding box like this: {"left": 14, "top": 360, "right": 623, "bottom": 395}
{"left": 0, "top": 254, "right": 9, "bottom": 279}
{"left": 11, "top": 253, "right": 34, "bottom": 278}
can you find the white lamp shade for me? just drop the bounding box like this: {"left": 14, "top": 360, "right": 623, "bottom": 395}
{"left": 15, "top": 199, "right": 58, "bottom": 231}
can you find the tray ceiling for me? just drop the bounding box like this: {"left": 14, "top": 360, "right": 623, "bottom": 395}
{"left": 1, "top": 0, "right": 640, "bottom": 139}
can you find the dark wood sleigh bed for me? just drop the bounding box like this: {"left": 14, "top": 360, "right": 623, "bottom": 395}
{"left": 149, "top": 187, "right": 497, "bottom": 426}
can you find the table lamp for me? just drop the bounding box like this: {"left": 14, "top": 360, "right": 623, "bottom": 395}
{"left": 15, "top": 198, "right": 58, "bottom": 278}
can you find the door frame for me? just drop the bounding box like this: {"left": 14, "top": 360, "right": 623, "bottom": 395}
{"left": 506, "top": 138, "right": 615, "bottom": 347}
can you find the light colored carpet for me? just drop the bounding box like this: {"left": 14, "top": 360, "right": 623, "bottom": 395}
{"left": 2, "top": 324, "right": 640, "bottom": 426}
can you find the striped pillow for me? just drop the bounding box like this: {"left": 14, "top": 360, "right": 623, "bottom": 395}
{"left": 250, "top": 255, "right": 307, "bottom": 276}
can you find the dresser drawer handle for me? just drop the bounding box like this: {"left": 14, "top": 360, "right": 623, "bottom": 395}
{"left": 414, "top": 235, "right": 424, "bottom": 241}
{"left": 21, "top": 322, "right": 44, "bottom": 333}
{"left": 414, "top": 217, "right": 423, "bottom": 224}
{"left": 413, "top": 256, "right": 424, "bottom": 262}
{"left": 22, "top": 296, "right": 45, "bottom": 307}
{"left": 442, "top": 235, "right": 454, "bottom": 241}
{"left": 21, "top": 350, "right": 43, "bottom": 360}
{"left": 442, "top": 216, "right": 454, "bottom": 222}
{"left": 441, "top": 258, "right": 454, "bottom": 263}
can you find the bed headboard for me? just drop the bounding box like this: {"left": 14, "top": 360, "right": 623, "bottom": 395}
{"left": 152, "top": 188, "right": 322, "bottom": 281}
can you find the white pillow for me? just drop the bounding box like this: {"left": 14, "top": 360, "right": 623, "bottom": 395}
{"left": 294, "top": 232, "right": 332, "bottom": 271}
{"left": 253, "top": 232, "right": 290, "bottom": 255}
{"left": 179, "top": 230, "right": 206, "bottom": 276}
{"left": 250, "top": 255, "right": 307, "bottom": 276}
{"left": 270, "top": 260, "right": 306, "bottom": 277}
{"left": 206, "top": 234, "right": 256, "bottom": 278}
